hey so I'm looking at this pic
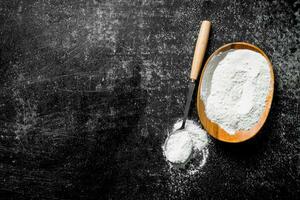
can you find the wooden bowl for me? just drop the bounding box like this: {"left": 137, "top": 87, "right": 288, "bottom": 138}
{"left": 197, "top": 42, "right": 274, "bottom": 143}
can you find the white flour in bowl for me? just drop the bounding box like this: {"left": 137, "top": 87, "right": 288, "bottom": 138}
{"left": 201, "top": 49, "right": 271, "bottom": 135}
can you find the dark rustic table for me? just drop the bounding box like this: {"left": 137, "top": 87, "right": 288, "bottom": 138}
{"left": 0, "top": 0, "right": 299, "bottom": 199}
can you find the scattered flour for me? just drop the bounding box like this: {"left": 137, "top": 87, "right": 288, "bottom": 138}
{"left": 163, "top": 120, "right": 209, "bottom": 173}
{"left": 201, "top": 49, "right": 271, "bottom": 135}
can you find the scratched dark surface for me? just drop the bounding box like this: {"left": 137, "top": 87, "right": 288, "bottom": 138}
{"left": 0, "top": 0, "right": 299, "bottom": 199}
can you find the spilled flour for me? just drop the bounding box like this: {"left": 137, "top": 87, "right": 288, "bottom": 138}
{"left": 201, "top": 49, "right": 271, "bottom": 134}
{"left": 163, "top": 120, "right": 209, "bottom": 175}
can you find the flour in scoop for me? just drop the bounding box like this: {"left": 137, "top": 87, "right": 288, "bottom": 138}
{"left": 163, "top": 120, "right": 208, "bottom": 169}
{"left": 201, "top": 49, "right": 271, "bottom": 135}
{"left": 164, "top": 130, "right": 193, "bottom": 164}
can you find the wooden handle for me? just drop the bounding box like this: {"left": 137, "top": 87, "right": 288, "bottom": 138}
{"left": 190, "top": 20, "right": 211, "bottom": 80}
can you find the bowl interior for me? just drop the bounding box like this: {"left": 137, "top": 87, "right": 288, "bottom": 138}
{"left": 197, "top": 42, "right": 274, "bottom": 143}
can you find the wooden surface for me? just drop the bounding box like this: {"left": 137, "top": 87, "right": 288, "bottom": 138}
{"left": 0, "top": 0, "right": 299, "bottom": 200}
{"left": 197, "top": 42, "right": 274, "bottom": 143}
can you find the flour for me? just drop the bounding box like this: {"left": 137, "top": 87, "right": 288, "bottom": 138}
{"left": 201, "top": 49, "right": 271, "bottom": 135}
{"left": 172, "top": 120, "right": 208, "bottom": 155}
{"left": 164, "top": 130, "right": 193, "bottom": 164}
{"left": 163, "top": 120, "right": 209, "bottom": 170}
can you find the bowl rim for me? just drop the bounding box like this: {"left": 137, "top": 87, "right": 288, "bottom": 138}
{"left": 197, "top": 42, "right": 275, "bottom": 143}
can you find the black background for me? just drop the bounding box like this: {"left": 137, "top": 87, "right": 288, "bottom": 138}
{"left": 0, "top": 0, "right": 299, "bottom": 199}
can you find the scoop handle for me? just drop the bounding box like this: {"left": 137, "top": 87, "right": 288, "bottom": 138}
{"left": 190, "top": 20, "right": 211, "bottom": 80}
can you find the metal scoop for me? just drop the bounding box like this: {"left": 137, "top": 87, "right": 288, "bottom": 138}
{"left": 164, "top": 21, "right": 211, "bottom": 165}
